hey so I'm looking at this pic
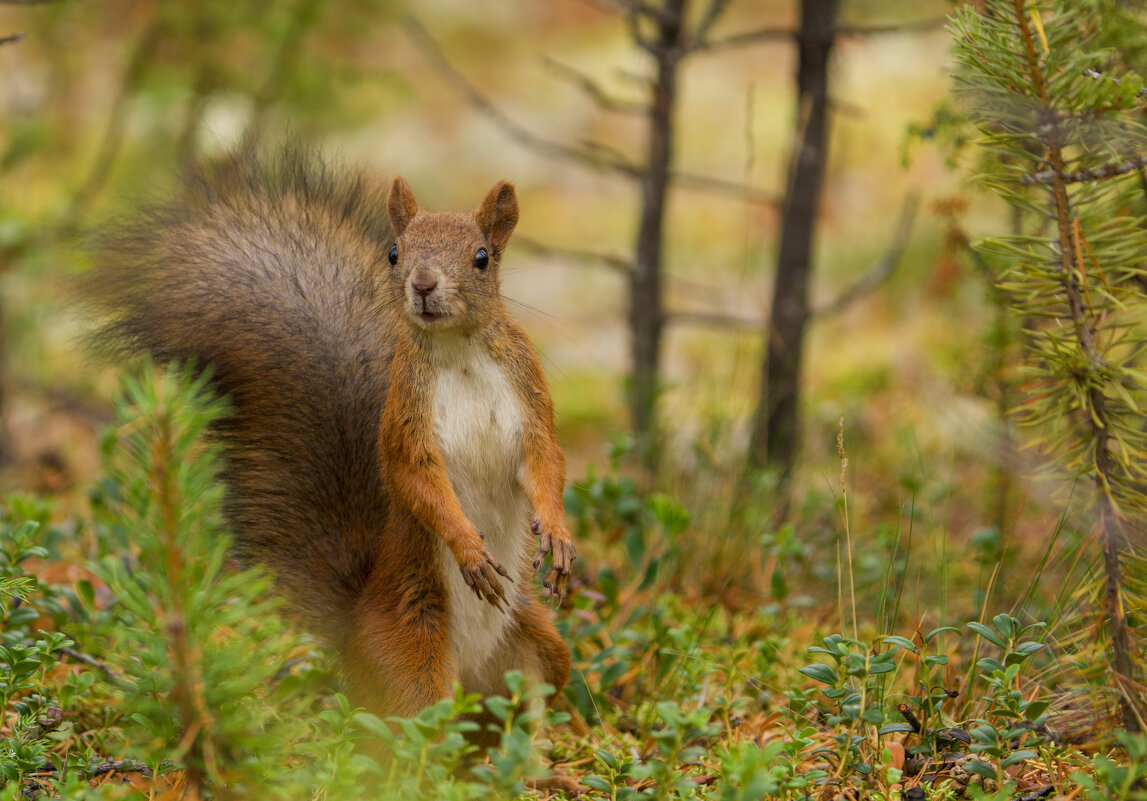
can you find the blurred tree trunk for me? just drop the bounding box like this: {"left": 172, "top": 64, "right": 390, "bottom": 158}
{"left": 747, "top": 0, "right": 840, "bottom": 487}
{"left": 630, "top": 0, "right": 687, "bottom": 471}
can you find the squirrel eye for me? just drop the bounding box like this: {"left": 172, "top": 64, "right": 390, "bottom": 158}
{"left": 473, "top": 248, "right": 489, "bottom": 270}
{"left": 388, "top": 245, "right": 398, "bottom": 266}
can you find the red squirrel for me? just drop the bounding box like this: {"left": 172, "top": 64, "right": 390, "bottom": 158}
{"left": 86, "top": 148, "right": 575, "bottom": 732}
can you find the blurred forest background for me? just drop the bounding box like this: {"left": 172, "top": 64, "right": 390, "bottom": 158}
{"left": 1, "top": 0, "right": 1009, "bottom": 583}
{"left": 1, "top": 0, "right": 1145, "bottom": 797}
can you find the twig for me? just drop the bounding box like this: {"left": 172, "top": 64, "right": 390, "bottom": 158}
{"left": 1021, "top": 155, "right": 1147, "bottom": 186}
{"left": 694, "top": 25, "right": 793, "bottom": 52}
{"left": 67, "top": 15, "right": 164, "bottom": 224}
{"left": 0, "top": 31, "right": 25, "bottom": 45}
{"left": 1083, "top": 67, "right": 1147, "bottom": 98}
{"left": 836, "top": 16, "right": 951, "bottom": 36}
{"left": 89, "top": 759, "right": 154, "bottom": 778}
{"left": 543, "top": 57, "right": 645, "bottom": 114}
{"left": 516, "top": 235, "right": 633, "bottom": 275}
{"left": 665, "top": 310, "right": 762, "bottom": 331}
{"left": 404, "top": 16, "right": 641, "bottom": 178}
{"left": 813, "top": 191, "right": 920, "bottom": 318}
{"left": 690, "top": 0, "right": 733, "bottom": 49}
{"left": 698, "top": 15, "right": 950, "bottom": 52}
{"left": 59, "top": 646, "right": 130, "bottom": 688}
{"left": 653, "top": 191, "right": 916, "bottom": 333}
{"left": 675, "top": 171, "right": 780, "bottom": 206}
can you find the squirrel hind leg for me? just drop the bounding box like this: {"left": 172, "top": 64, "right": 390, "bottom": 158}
{"left": 343, "top": 581, "right": 457, "bottom": 720}
{"left": 458, "top": 596, "right": 571, "bottom": 749}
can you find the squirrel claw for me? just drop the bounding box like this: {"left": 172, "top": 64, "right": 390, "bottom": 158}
{"left": 458, "top": 546, "right": 509, "bottom": 611}
{"left": 530, "top": 516, "right": 576, "bottom": 603}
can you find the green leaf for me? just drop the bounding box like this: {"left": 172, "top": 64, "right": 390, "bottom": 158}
{"left": 1011, "top": 641, "right": 1045, "bottom": 657}
{"left": 992, "top": 613, "right": 1016, "bottom": 639}
{"left": 799, "top": 663, "right": 838, "bottom": 686}
{"left": 977, "top": 657, "right": 1005, "bottom": 674}
{"left": 595, "top": 749, "right": 619, "bottom": 771}
{"left": 878, "top": 723, "right": 916, "bottom": 735}
{"left": 966, "top": 759, "right": 998, "bottom": 779}
{"left": 970, "top": 725, "right": 999, "bottom": 744}
{"left": 882, "top": 636, "right": 918, "bottom": 653}
{"left": 925, "top": 626, "right": 961, "bottom": 642}
{"left": 582, "top": 775, "right": 612, "bottom": 792}
{"left": 1024, "top": 700, "right": 1051, "bottom": 721}
{"left": 968, "top": 622, "right": 1006, "bottom": 648}
{"left": 1001, "top": 750, "right": 1037, "bottom": 768}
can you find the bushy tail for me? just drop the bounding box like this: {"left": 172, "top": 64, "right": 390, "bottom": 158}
{"left": 85, "top": 147, "right": 396, "bottom": 645}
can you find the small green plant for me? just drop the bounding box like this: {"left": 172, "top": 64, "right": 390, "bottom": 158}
{"left": 881, "top": 625, "right": 964, "bottom": 757}
{"left": 713, "top": 727, "right": 827, "bottom": 801}
{"left": 963, "top": 614, "right": 1050, "bottom": 785}
{"left": 798, "top": 632, "right": 898, "bottom": 776}
{"left": 581, "top": 699, "right": 721, "bottom": 800}
{"left": 1072, "top": 731, "right": 1147, "bottom": 800}
{"left": 565, "top": 443, "right": 690, "bottom": 595}
{"left": 0, "top": 518, "right": 78, "bottom": 794}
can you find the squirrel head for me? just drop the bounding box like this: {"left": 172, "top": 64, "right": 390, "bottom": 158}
{"left": 385, "top": 177, "right": 519, "bottom": 333}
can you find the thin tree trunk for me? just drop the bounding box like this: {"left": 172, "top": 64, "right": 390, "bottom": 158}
{"left": 747, "top": 0, "right": 839, "bottom": 486}
{"left": 630, "top": 0, "right": 686, "bottom": 471}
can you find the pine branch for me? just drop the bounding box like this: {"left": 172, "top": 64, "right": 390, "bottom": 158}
{"left": 1008, "top": 0, "right": 1141, "bottom": 733}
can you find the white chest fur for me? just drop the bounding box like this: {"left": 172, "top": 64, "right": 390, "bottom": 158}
{"left": 428, "top": 335, "right": 531, "bottom": 670}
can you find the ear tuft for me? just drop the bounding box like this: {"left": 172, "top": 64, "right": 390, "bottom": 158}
{"left": 387, "top": 177, "right": 419, "bottom": 237}
{"left": 475, "top": 181, "right": 519, "bottom": 255}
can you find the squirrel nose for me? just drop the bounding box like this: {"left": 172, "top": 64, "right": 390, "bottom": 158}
{"left": 411, "top": 274, "right": 438, "bottom": 297}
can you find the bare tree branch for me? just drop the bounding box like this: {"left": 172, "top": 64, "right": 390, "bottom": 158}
{"left": 836, "top": 16, "right": 951, "bottom": 36}
{"left": 695, "top": 26, "right": 794, "bottom": 52}
{"left": 516, "top": 235, "right": 633, "bottom": 275}
{"left": 404, "top": 16, "right": 642, "bottom": 178}
{"left": 665, "top": 310, "right": 762, "bottom": 331}
{"left": 641, "top": 194, "right": 918, "bottom": 332}
{"left": 618, "top": 1, "right": 658, "bottom": 54}
{"left": 674, "top": 170, "right": 780, "bottom": 206}
{"left": 406, "top": 16, "right": 779, "bottom": 207}
{"left": 66, "top": 15, "right": 164, "bottom": 224}
{"left": 690, "top": 0, "right": 734, "bottom": 49}
{"left": 543, "top": 56, "right": 646, "bottom": 114}
{"left": 813, "top": 191, "right": 919, "bottom": 319}
{"left": 696, "top": 15, "right": 950, "bottom": 52}
{"left": 59, "top": 646, "right": 130, "bottom": 687}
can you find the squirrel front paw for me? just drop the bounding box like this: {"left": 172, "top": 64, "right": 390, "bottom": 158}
{"left": 455, "top": 534, "right": 511, "bottom": 610}
{"left": 531, "top": 517, "right": 576, "bottom": 604}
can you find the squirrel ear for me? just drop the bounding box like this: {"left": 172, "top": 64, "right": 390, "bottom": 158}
{"left": 387, "top": 177, "right": 419, "bottom": 237}
{"left": 475, "top": 181, "right": 519, "bottom": 255}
